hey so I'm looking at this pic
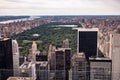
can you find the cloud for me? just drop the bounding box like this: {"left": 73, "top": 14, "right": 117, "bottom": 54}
{"left": 0, "top": 0, "right": 120, "bottom": 15}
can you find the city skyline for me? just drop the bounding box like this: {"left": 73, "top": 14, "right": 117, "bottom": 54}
{"left": 0, "top": 0, "right": 120, "bottom": 15}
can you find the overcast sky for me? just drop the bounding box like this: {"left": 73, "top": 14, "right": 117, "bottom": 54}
{"left": 0, "top": 0, "right": 120, "bottom": 15}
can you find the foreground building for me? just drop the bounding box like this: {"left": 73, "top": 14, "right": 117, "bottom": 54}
{"left": 74, "top": 28, "right": 98, "bottom": 60}
{"left": 0, "top": 38, "right": 20, "bottom": 80}
{"left": 109, "top": 33, "right": 120, "bottom": 80}
{"left": 70, "top": 52, "right": 88, "bottom": 80}
{"left": 54, "top": 48, "right": 71, "bottom": 80}
{"left": 12, "top": 40, "right": 20, "bottom": 76}
{"left": 19, "top": 62, "right": 36, "bottom": 80}
{"left": 0, "top": 38, "right": 13, "bottom": 80}
{"left": 35, "top": 61, "right": 48, "bottom": 80}
{"left": 89, "top": 58, "right": 112, "bottom": 80}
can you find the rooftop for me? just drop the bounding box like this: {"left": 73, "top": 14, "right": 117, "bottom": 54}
{"left": 73, "top": 28, "right": 98, "bottom": 31}
{"left": 7, "top": 77, "right": 32, "bottom": 80}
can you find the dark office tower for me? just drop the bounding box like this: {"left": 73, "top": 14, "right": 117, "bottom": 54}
{"left": 55, "top": 48, "right": 71, "bottom": 80}
{"left": 65, "top": 48, "right": 71, "bottom": 80}
{"left": 77, "top": 28, "right": 98, "bottom": 59}
{"left": 55, "top": 49, "right": 65, "bottom": 80}
{"left": 0, "top": 38, "right": 13, "bottom": 80}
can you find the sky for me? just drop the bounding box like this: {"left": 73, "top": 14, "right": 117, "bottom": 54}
{"left": 0, "top": 0, "right": 120, "bottom": 15}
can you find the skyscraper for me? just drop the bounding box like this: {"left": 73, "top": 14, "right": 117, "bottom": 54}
{"left": 48, "top": 44, "right": 56, "bottom": 70}
{"left": 89, "top": 58, "right": 112, "bottom": 80}
{"left": 75, "top": 28, "right": 98, "bottom": 59}
{"left": 0, "top": 38, "right": 20, "bottom": 80}
{"left": 12, "top": 40, "right": 20, "bottom": 76}
{"left": 32, "top": 41, "right": 37, "bottom": 53}
{"left": 19, "top": 62, "right": 36, "bottom": 80}
{"left": 54, "top": 48, "right": 71, "bottom": 80}
{"left": 35, "top": 61, "right": 48, "bottom": 80}
{"left": 63, "top": 39, "right": 69, "bottom": 48}
{"left": 0, "top": 38, "right": 13, "bottom": 80}
{"left": 70, "top": 52, "right": 88, "bottom": 80}
{"left": 109, "top": 33, "right": 120, "bottom": 80}
{"left": 28, "top": 41, "right": 37, "bottom": 61}
{"left": 55, "top": 49, "right": 66, "bottom": 80}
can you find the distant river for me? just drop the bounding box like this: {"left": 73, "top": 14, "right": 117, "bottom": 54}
{"left": 0, "top": 16, "right": 40, "bottom": 24}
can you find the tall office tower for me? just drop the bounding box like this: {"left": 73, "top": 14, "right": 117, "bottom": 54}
{"left": 28, "top": 41, "right": 37, "bottom": 61}
{"left": 12, "top": 40, "right": 20, "bottom": 76}
{"left": 89, "top": 58, "right": 112, "bottom": 80}
{"left": 19, "top": 62, "right": 36, "bottom": 80}
{"left": 55, "top": 48, "right": 71, "bottom": 80}
{"left": 55, "top": 49, "right": 66, "bottom": 80}
{"left": 76, "top": 28, "right": 98, "bottom": 59}
{"left": 63, "top": 39, "right": 69, "bottom": 48}
{"left": 48, "top": 44, "right": 56, "bottom": 70}
{"left": 32, "top": 41, "right": 37, "bottom": 53}
{"left": 35, "top": 61, "right": 48, "bottom": 80}
{"left": 64, "top": 48, "right": 71, "bottom": 80}
{"left": 109, "top": 34, "right": 120, "bottom": 80}
{"left": 0, "top": 38, "right": 13, "bottom": 80}
{"left": 70, "top": 52, "right": 88, "bottom": 80}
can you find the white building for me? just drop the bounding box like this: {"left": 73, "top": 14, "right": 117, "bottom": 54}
{"left": 19, "top": 62, "right": 36, "bottom": 80}
{"left": 89, "top": 57, "right": 112, "bottom": 80}
{"left": 12, "top": 40, "right": 20, "bottom": 76}
{"left": 109, "top": 34, "right": 120, "bottom": 80}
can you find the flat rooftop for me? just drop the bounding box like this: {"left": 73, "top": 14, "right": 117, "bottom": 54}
{"left": 7, "top": 77, "right": 32, "bottom": 80}
{"left": 89, "top": 57, "right": 112, "bottom": 62}
{"left": 73, "top": 28, "right": 98, "bottom": 31}
{"left": 19, "top": 62, "right": 33, "bottom": 69}
{"left": 0, "top": 38, "right": 10, "bottom": 41}
{"left": 35, "top": 61, "right": 48, "bottom": 67}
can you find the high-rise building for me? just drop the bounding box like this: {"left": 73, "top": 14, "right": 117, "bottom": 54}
{"left": 35, "top": 61, "right": 48, "bottom": 80}
{"left": 19, "top": 62, "right": 36, "bottom": 80}
{"left": 28, "top": 41, "right": 37, "bottom": 62}
{"left": 63, "top": 39, "right": 69, "bottom": 48}
{"left": 89, "top": 58, "right": 112, "bottom": 80}
{"left": 48, "top": 44, "right": 56, "bottom": 70}
{"left": 12, "top": 40, "right": 20, "bottom": 76}
{"left": 54, "top": 48, "right": 71, "bottom": 80}
{"left": 0, "top": 38, "right": 13, "bottom": 80}
{"left": 55, "top": 49, "right": 66, "bottom": 80}
{"left": 75, "top": 28, "right": 98, "bottom": 59}
{"left": 70, "top": 52, "right": 88, "bottom": 80}
{"left": 109, "top": 34, "right": 120, "bottom": 80}
{"left": 32, "top": 41, "right": 37, "bottom": 53}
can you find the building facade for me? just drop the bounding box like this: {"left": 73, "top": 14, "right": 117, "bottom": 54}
{"left": 109, "top": 34, "right": 120, "bottom": 80}
{"left": 12, "top": 40, "right": 20, "bottom": 76}
{"left": 0, "top": 38, "right": 13, "bottom": 80}
{"left": 35, "top": 61, "right": 48, "bottom": 80}
{"left": 89, "top": 58, "right": 112, "bottom": 80}
{"left": 70, "top": 52, "right": 88, "bottom": 80}
{"left": 75, "top": 28, "right": 98, "bottom": 59}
